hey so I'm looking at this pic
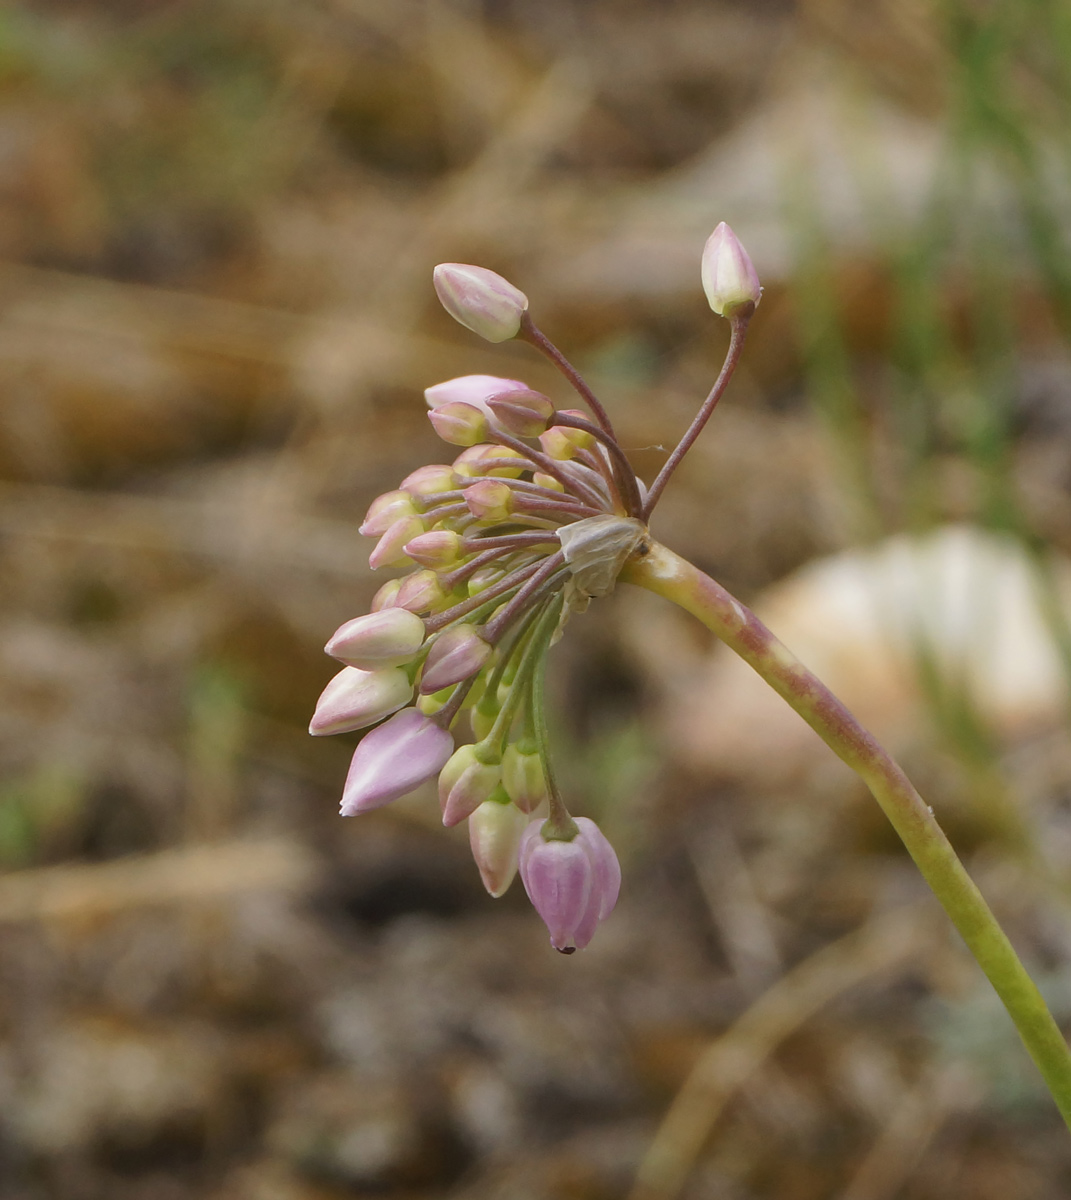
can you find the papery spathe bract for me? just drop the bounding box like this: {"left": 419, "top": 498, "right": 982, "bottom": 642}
{"left": 340, "top": 707, "right": 454, "bottom": 815}
{"left": 309, "top": 666, "right": 413, "bottom": 737}
{"left": 325, "top": 608, "right": 426, "bottom": 669}
{"left": 518, "top": 817, "right": 620, "bottom": 952}
{"left": 701, "top": 221, "right": 762, "bottom": 317}
{"left": 433, "top": 264, "right": 529, "bottom": 343}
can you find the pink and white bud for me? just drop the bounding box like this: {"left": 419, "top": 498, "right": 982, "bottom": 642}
{"left": 501, "top": 743, "right": 548, "bottom": 812}
{"left": 469, "top": 797, "right": 529, "bottom": 896}
{"left": 404, "top": 529, "right": 463, "bottom": 569}
{"left": 485, "top": 389, "right": 555, "bottom": 438}
{"left": 309, "top": 666, "right": 413, "bottom": 737}
{"left": 401, "top": 463, "right": 456, "bottom": 498}
{"left": 433, "top": 264, "right": 529, "bottom": 343}
{"left": 438, "top": 744, "right": 502, "bottom": 827}
{"left": 369, "top": 515, "right": 425, "bottom": 570}
{"left": 428, "top": 402, "right": 491, "bottom": 447}
{"left": 425, "top": 375, "right": 529, "bottom": 423}
{"left": 539, "top": 411, "right": 596, "bottom": 461}
{"left": 518, "top": 817, "right": 621, "bottom": 953}
{"left": 370, "top": 578, "right": 403, "bottom": 611}
{"left": 340, "top": 707, "right": 454, "bottom": 815}
{"left": 420, "top": 624, "right": 493, "bottom": 694}
{"left": 360, "top": 490, "right": 420, "bottom": 538}
{"left": 464, "top": 479, "right": 513, "bottom": 521}
{"left": 395, "top": 569, "right": 448, "bottom": 614}
{"left": 453, "top": 444, "right": 527, "bottom": 479}
{"left": 701, "top": 221, "right": 761, "bottom": 317}
{"left": 325, "top": 608, "right": 427, "bottom": 670}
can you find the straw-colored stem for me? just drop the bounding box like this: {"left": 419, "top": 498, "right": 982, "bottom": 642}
{"left": 622, "top": 539, "right": 1071, "bottom": 1128}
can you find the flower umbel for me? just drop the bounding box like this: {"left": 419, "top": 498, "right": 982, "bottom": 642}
{"left": 313, "top": 233, "right": 760, "bottom": 951}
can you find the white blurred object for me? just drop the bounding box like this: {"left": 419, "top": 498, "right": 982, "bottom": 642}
{"left": 672, "top": 526, "right": 1071, "bottom": 781}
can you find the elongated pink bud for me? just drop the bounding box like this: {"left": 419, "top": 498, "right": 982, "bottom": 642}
{"left": 325, "top": 609, "right": 426, "bottom": 669}
{"left": 469, "top": 797, "right": 528, "bottom": 896}
{"left": 340, "top": 707, "right": 454, "bottom": 815}
{"left": 428, "top": 402, "right": 490, "bottom": 447}
{"left": 438, "top": 744, "right": 502, "bottom": 827}
{"left": 518, "top": 817, "right": 620, "bottom": 952}
{"left": 420, "top": 624, "right": 493, "bottom": 694}
{"left": 464, "top": 479, "right": 513, "bottom": 521}
{"left": 309, "top": 666, "right": 412, "bottom": 736}
{"left": 401, "top": 463, "right": 456, "bottom": 498}
{"left": 701, "top": 222, "right": 761, "bottom": 317}
{"left": 486, "top": 388, "right": 555, "bottom": 438}
{"left": 360, "top": 490, "right": 420, "bottom": 537}
{"left": 396, "top": 569, "right": 448, "bottom": 614}
{"left": 425, "top": 375, "right": 529, "bottom": 421}
{"left": 404, "top": 529, "right": 462, "bottom": 568}
{"left": 369, "top": 515, "right": 424, "bottom": 570}
{"left": 433, "top": 264, "right": 528, "bottom": 343}
{"left": 370, "top": 578, "right": 402, "bottom": 611}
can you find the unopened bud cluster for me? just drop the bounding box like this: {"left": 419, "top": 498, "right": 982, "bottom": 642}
{"left": 313, "top": 225, "right": 760, "bottom": 952}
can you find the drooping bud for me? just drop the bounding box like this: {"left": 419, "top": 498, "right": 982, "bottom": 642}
{"left": 485, "top": 388, "right": 555, "bottom": 438}
{"left": 428, "top": 402, "right": 490, "bottom": 447}
{"left": 370, "top": 578, "right": 402, "bottom": 611}
{"left": 469, "top": 795, "right": 529, "bottom": 896}
{"left": 340, "top": 707, "right": 454, "bottom": 815}
{"left": 309, "top": 666, "right": 413, "bottom": 736}
{"left": 501, "top": 742, "right": 549, "bottom": 812}
{"left": 420, "top": 624, "right": 493, "bottom": 694}
{"left": 325, "top": 609, "right": 427, "bottom": 670}
{"left": 396, "top": 569, "right": 448, "bottom": 614}
{"left": 369, "top": 515, "right": 425, "bottom": 570}
{"left": 518, "top": 817, "right": 621, "bottom": 952}
{"left": 464, "top": 479, "right": 513, "bottom": 521}
{"left": 425, "top": 375, "right": 529, "bottom": 422}
{"left": 701, "top": 221, "right": 761, "bottom": 317}
{"left": 539, "top": 411, "right": 596, "bottom": 461}
{"left": 452, "top": 443, "right": 528, "bottom": 479}
{"left": 433, "top": 263, "right": 528, "bottom": 343}
{"left": 404, "top": 529, "right": 463, "bottom": 569}
{"left": 401, "top": 463, "right": 456, "bottom": 498}
{"left": 360, "top": 490, "right": 420, "bottom": 537}
{"left": 438, "top": 744, "right": 502, "bottom": 827}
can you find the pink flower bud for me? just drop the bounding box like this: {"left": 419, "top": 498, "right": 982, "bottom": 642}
{"left": 420, "top": 624, "right": 493, "bottom": 694}
{"left": 433, "top": 264, "right": 528, "bottom": 343}
{"left": 401, "top": 463, "right": 456, "bottom": 498}
{"left": 425, "top": 375, "right": 529, "bottom": 422}
{"left": 325, "top": 608, "right": 427, "bottom": 670}
{"left": 438, "top": 744, "right": 502, "bottom": 827}
{"left": 469, "top": 797, "right": 529, "bottom": 896}
{"left": 701, "top": 221, "right": 761, "bottom": 317}
{"left": 309, "top": 666, "right": 413, "bottom": 736}
{"left": 404, "top": 529, "right": 462, "bottom": 568}
{"left": 428, "top": 401, "right": 491, "bottom": 447}
{"left": 340, "top": 707, "right": 454, "bottom": 815}
{"left": 518, "top": 817, "right": 621, "bottom": 953}
{"left": 501, "top": 742, "right": 548, "bottom": 812}
{"left": 453, "top": 444, "right": 526, "bottom": 479}
{"left": 370, "top": 578, "right": 402, "bottom": 611}
{"left": 486, "top": 389, "right": 555, "bottom": 438}
{"left": 538, "top": 411, "right": 595, "bottom": 461}
{"left": 464, "top": 479, "right": 513, "bottom": 521}
{"left": 396, "top": 569, "right": 448, "bottom": 614}
{"left": 360, "top": 490, "right": 420, "bottom": 537}
{"left": 369, "top": 515, "right": 425, "bottom": 570}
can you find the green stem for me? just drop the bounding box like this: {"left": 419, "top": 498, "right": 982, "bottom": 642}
{"left": 622, "top": 538, "right": 1071, "bottom": 1128}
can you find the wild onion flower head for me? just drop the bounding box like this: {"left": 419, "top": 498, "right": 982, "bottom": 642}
{"left": 313, "top": 226, "right": 759, "bottom": 951}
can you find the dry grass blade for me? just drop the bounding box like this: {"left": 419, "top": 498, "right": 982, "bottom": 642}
{"left": 629, "top": 901, "right": 933, "bottom": 1200}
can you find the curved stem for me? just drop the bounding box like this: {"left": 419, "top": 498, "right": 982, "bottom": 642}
{"left": 622, "top": 539, "right": 1071, "bottom": 1129}
{"left": 552, "top": 410, "right": 644, "bottom": 517}
{"left": 642, "top": 312, "right": 751, "bottom": 519}
{"left": 518, "top": 313, "right": 617, "bottom": 439}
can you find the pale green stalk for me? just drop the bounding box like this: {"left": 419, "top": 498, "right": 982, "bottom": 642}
{"left": 622, "top": 539, "right": 1071, "bottom": 1128}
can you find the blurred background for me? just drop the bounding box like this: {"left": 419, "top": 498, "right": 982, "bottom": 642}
{"left": 3, "top": 0, "right": 1071, "bottom": 1197}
